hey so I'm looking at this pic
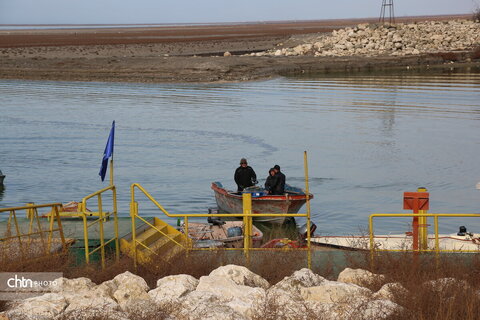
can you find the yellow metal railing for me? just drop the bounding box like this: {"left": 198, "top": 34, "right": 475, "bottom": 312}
{"left": 0, "top": 203, "right": 67, "bottom": 260}
{"left": 129, "top": 151, "right": 313, "bottom": 269}
{"left": 130, "top": 180, "right": 312, "bottom": 269}
{"left": 128, "top": 152, "right": 311, "bottom": 268}
{"left": 369, "top": 213, "right": 480, "bottom": 253}
{"left": 81, "top": 184, "right": 119, "bottom": 268}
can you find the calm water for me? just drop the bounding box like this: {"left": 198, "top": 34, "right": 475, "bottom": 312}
{"left": 1, "top": 70, "right": 480, "bottom": 235}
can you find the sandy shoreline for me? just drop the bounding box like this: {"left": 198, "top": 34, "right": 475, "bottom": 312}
{"left": 0, "top": 14, "right": 478, "bottom": 83}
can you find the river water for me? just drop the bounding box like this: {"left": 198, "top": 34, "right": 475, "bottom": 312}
{"left": 1, "top": 69, "right": 480, "bottom": 235}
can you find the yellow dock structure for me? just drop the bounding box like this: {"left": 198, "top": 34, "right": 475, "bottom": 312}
{"left": 120, "top": 217, "right": 188, "bottom": 265}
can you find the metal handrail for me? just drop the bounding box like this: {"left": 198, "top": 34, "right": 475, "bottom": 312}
{"left": 129, "top": 182, "right": 312, "bottom": 269}
{"left": 0, "top": 203, "right": 66, "bottom": 260}
{"left": 0, "top": 203, "right": 64, "bottom": 212}
{"left": 134, "top": 213, "right": 187, "bottom": 249}
{"left": 129, "top": 151, "right": 313, "bottom": 269}
{"left": 81, "top": 184, "right": 119, "bottom": 268}
{"left": 369, "top": 213, "right": 480, "bottom": 253}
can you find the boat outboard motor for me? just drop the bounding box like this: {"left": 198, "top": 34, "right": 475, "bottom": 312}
{"left": 298, "top": 222, "right": 317, "bottom": 239}
{"left": 457, "top": 226, "right": 467, "bottom": 236}
{"left": 207, "top": 216, "right": 225, "bottom": 226}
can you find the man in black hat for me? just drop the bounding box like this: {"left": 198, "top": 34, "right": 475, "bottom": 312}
{"left": 234, "top": 158, "right": 257, "bottom": 192}
{"left": 273, "top": 164, "right": 286, "bottom": 195}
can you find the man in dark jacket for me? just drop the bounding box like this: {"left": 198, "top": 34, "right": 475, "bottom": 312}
{"left": 234, "top": 158, "right": 257, "bottom": 192}
{"left": 264, "top": 168, "right": 277, "bottom": 194}
{"left": 273, "top": 164, "right": 286, "bottom": 195}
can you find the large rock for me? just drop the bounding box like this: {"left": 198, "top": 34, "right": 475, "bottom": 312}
{"left": 6, "top": 293, "right": 67, "bottom": 320}
{"left": 208, "top": 264, "right": 270, "bottom": 289}
{"left": 360, "top": 299, "right": 402, "bottom": 319}
{"left": 112, "top": 271, "right": 149, "bottom": 291}
{"left": 49, "top": 277, "right": 96, "bottom": 294}
{"left": 60, "top": 307, "right": 129, "bottom": 320}
{"left": 94, "top": 279, "right": 118, "bottom": 298}
{"left": 178, "top": 291, "right": 247, "bottom": 320}
{"left": 265, "top": 269, "right": 335, "bottom": 320}
{"left": 121, "top": 300, "right": 168, "bottom": 320}
{"left": 301, "top": 280, "right": 372, "bottom": 304}
{"left": 197, "top": 275, "right": 265, "bottom": 301}
{"left": 31, "top": 276, "right": 123, "bottom": 319}
{"left": 111, "top": 271, "right": 151, "bottom": 311}
{"left": 337, "top": 268, "right": 385, "bottom": 287}
{"left": 64, "top": 294, "right": 119, "bottom": 314}
{"left": 51, "top": 277, "right": 118, "bottom": 303}
{"left": 148, "top": 274, "right": 198, "bottom": 305}
{"left": 196, "top": 275, "right": 266, "bottom": 318}
{"left": 270, "top": 268, "right": 326, "bottom": 296}
{"left": 373, "top": 282, "right": 408, "bottom": 301}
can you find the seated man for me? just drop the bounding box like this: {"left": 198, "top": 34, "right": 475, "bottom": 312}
{"left": 272, "top": 164, "right": 285, "bottom": 195}
{"left": 264, "top": 168, "right": 277, "bottom": 194}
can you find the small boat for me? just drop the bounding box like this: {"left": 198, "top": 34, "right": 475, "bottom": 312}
{"left": 211, "top": 181, "right": 313, "bottom": 224}
{"left": 0, "top": 170, "right": 5, "bottom": 184}
{"left": 182, "top": 219, "right": 263, "bottom": 248}
{"left": 311, "top": 226, "right": 480, "bottom": 252}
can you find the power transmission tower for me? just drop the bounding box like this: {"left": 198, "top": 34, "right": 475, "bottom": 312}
{"left": 379, "top": 0, "right": 395, "bottom": 24}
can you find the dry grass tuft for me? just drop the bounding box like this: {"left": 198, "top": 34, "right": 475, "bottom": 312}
{"left": 2, "top": 237, "right": 480, "bottom": 319}
{"left": 343, "top": 251, "right": 480, "bottom": 320}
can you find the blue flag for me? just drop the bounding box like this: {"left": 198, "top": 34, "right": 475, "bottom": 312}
{"left": 99, "top": 121, "right": 115, "bottom": 182}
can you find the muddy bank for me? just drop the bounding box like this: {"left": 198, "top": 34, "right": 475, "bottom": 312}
{"left": 1, "top": 52, "right": 479, "bottom": 83}
{"left": 0, "top": 15, "right": 478, "bottom": 83}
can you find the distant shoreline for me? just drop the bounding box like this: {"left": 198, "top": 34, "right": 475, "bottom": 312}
{"left": 0, "top": 14, "right": 478, "bottom": 83}
{"left": 0, "top": 13, "right": 471, "bottom": 30}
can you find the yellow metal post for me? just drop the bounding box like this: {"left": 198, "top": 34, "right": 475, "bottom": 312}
{"left": 26, "top": 203, "right": 33, "bottom": 220}
{"left": 434, "top": 215, "right": 440, "bottom": 269}
{"left": 303, "top": 151, "right": 312, "bottom": 269}
{"left": 242, "top": 193, "right": 252, "bottom": 263}
{"left": 82, "top": 202, "right": 90, "bottom": 264}
{"left": 417, "top": 187, "right": 428, "bottom": 250}
{"left": 12, "top": 210, "right": 25, "bottom": 259}
{"left": 184, "top": 216, "right": 191, "bottom": 250}
{"left": 112, "top": 186, "right": 119, "bottom": 262}
{"left": 47, "top": 206, "right": 56, "bottom": 252}
{"left": 130, "top": 201, "right": 138, "bottom": 271}
{"left": 369, "top": 215, "right": 375, "bottom": 268}
{"left": 53, "top": 205, "right": 66, "bottom": 251}
{"left": 98, "top": 194, "right": 105, "bottom": 269}
{"left": 34, "top": 207, "right": 47, "bottom": 254}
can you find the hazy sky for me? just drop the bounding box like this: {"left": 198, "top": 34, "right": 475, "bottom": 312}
{"left": 1, "top": 0, "right": 478, "bottom": 24}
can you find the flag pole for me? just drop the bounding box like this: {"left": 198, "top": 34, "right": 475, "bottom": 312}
{"left": 110, "top": 155, "right": 114, "bottom": 186}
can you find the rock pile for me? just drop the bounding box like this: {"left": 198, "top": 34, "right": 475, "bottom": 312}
{"left": 257, "top": 20, "right": 480, "bottom": 57}
{"left": 0, "top": 265, "right": 470, "bottom": 320}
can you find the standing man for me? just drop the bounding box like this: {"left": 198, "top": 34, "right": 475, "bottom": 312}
{"left": 234, "top": 158, "right": 257, "bottom": 192}
{"left": 273, "top": 164, "right": 286, "bottom": 195}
